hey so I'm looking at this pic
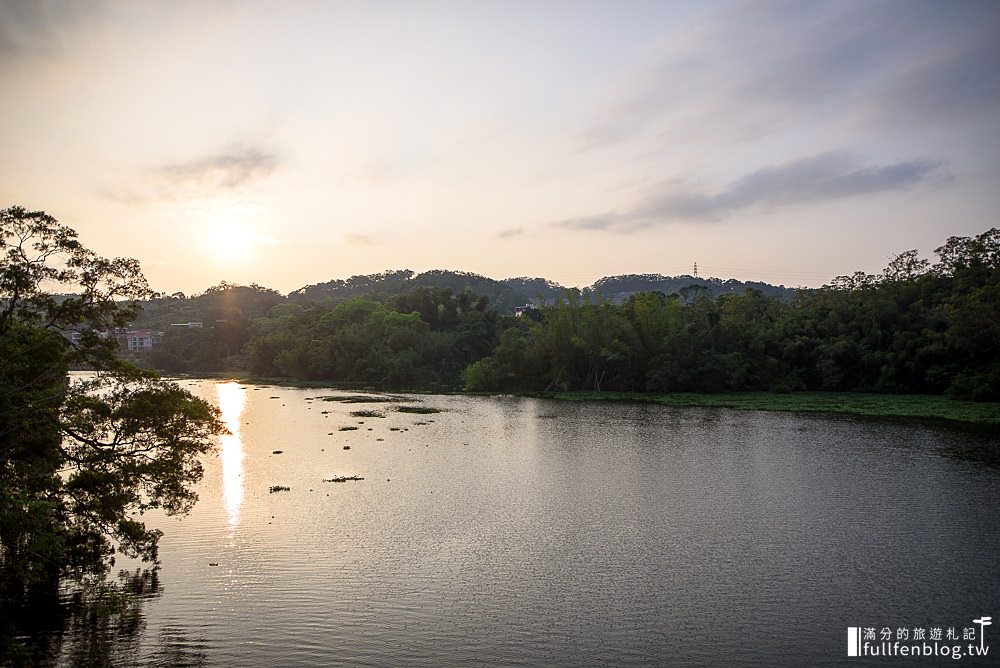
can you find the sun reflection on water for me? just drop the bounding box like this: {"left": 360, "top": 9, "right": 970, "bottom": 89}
{"left": 216, "top": 382, "right": 246, "bottom": 527}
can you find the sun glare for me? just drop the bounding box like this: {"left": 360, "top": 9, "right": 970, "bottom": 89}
{"left": 216, "top": 381, "right": 246, "bottom": 528}
{"left": 205, "top": 219, "right": 254, "bottom": 265}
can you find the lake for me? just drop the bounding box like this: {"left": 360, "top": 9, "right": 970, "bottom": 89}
{"left": 42, "top": 381, "right": 1000, "bottom": 666}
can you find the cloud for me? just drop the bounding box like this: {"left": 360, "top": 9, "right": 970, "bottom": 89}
{"left": 345, "top": 234, "right": 373, "bottom": 246}
{"left": 576, "top": 1, "right": 1000, "bottom": 151}
{"left": 497, "top": 227, "right": 525, "bottom": 239}
{"left": 553, "top": 214, "right": 623, "bottom": 232}
{"left": 870, "top": 33, "right": 1000, "bottom": 126}
{"left": 555, "top": 152, "right": 945, "bottom": 231}
{"left": 0, "top": 0, "right": 91, "bottom": 57}
{"left": 102, "top": 145, "right": 280, "bottom": 205}
{"left": 158, "top": 146, "right": 278, "bottom": 190}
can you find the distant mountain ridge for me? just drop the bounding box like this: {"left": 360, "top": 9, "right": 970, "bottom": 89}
{"left": 288, "top": 269, "right": 799, "bottom": 313}
{"left": 588, "top": 274, "right": 798, "bottom": 302}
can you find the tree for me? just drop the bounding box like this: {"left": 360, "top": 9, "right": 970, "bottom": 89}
{"left": 0, "top": 206, "right": 222, "bottom": 607}
{"left": 933, "top": 228, "right": 1000, "bottom": 399}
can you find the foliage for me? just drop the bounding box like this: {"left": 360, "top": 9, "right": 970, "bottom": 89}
{"left": 287, "top": 269, "right": 545, "bottom": 313}
{"left": 129, "top": 227, "right": 997, "bottom": 404}
{"left": 137, "top": 282, "right": 284, "bottom": 373}
{"left": 129, "top": 268, "right": 800, "bottom": 376}
{"left": 63, "top": 221, "right": 999, "bottom": 405}
{"left": 282, "top": 268, "right": 796, "bottom": 314}
{"left": 463, "top": 229, "right": 1000, "bottom": 401}
{"left": 0, "top": 206, "right": 222, "bottom": 610}
{"left": 589, "top": 273, "right": 797, "bottom": 301}
{"left": 244, "top": 287, "right": 503, "bottom": 389}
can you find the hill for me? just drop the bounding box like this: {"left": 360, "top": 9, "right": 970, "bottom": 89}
{"left": 587, "top": 274, "right": 797, "bottom": 302}
{"left": 127, "top": 270, "right": 800, "bottom": 333}
{"left": 288, "top": 269, "right": 797, "bottom": 313}
{"left": 287, "top": 269, "right": 565, "bottom": 313}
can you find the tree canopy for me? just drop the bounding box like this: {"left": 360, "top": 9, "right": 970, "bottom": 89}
{"left": 117, "top": 225, "right": 999, "bottom": 402}
{"left": 0, "top": 207, "right": 222, "bottom": 621}
{"left": 464, "top": 229, "right": 1000, "bottom": 400}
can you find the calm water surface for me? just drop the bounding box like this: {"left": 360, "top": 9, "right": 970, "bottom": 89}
{"left": 53, "top": 382, "right": 1000, "bottom": 666}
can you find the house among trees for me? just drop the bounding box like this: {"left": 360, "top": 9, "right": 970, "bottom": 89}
{"left": 125, "top": 329, "right": 162, "bottom": 352}
{"left": 514, "top": 304, "right": 541, "bottom": 321}
{"left": 60, "top": 329, "right": 84, "bottom": 346}
{"left": 59, "top": 326, "right": 166, "bottom": 353}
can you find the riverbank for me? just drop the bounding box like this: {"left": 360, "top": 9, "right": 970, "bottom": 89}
{"left": 161, "top": 372, "right": 1000, "bottom": 426}
{"left": 544, "top": 391, "right": 1000, "bottom": 426}
{"left": 164, "top": 371, "right": 457, "bottom": 393}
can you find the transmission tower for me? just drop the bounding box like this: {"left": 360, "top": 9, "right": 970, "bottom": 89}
{"left": 693, "top": 261, "right": 698, "bottom": 278}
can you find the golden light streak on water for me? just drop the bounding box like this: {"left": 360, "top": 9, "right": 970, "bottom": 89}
{"left": 216, "top": 382, "right": 246, "bottom": 527}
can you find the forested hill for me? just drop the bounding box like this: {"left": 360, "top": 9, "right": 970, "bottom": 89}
{"left": 133, "top": 282, "right": 284, "bottom": 330}
{"left": 124, "top": 228, "right": 998, "bottom": 401}
{"left": 287, "top": 269, "right": 796, "bottom": 312}
{"left": 287, "top": 270, "right": 557, "bottom": 313}
{"left": 587, "top": 274, "right": 796, "bottom": 301}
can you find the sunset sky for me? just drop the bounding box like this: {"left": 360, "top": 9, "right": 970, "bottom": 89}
{"left": 2, "top": 0, "right": 998, "bottom": 295}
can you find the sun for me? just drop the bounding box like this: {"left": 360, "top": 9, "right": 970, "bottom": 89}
{"left": 204, "top": 219, "right": 254, "bottom": 265}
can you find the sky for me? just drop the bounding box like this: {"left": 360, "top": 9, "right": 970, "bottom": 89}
{"left": 2, "top": 0, "right": 999, "bottom": 295}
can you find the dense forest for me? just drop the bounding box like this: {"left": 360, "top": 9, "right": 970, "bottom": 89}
{"left": 285, "top": 268, "right": 795, "bottom": 310}
{"left": 135, "top": 229, "right": 998, "bottom": 400}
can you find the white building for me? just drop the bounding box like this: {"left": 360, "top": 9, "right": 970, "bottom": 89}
{"left": 126, "top": 330, "right": 159, "bottom": 351}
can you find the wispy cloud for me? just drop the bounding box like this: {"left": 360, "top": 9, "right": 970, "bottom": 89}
{"left": 576, "top": 1, "right": 1000, "bottom": 151}
{"left": 556, "top": 152, "right": 945, "bottom": 231}
{"left": 0, "top": 0, "right": 92, "bottom": 57}
{"left": 345, "top": 234, "right": 373, "bottom": 246}
{"left": 158, "top": 146, "right": 278, "bottom": 190}
{"left": 497, "top": 227, "right": 524, "bottom": 239}
{"left": 867, "top": 33, "right": 1000, "bottom": 126}
{"left": 102, "top": 144, "right": 280, "bottom": 205}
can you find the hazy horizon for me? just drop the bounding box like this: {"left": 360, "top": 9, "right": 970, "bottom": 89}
{"left": 3, "top": 0, "right": 998, "bottom": 294}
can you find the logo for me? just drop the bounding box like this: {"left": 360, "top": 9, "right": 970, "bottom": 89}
{"left": 847, "top": 617, "right": 991, "bottom": 660}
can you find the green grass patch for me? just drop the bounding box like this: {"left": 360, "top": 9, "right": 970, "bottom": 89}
{"left": 546, "top": 391, "right": 1000, "bottom": 426}
{"left": 321, "top": 394, "right": 398, "bottom": 403}
{"left": 396, "top": 405, "right": 441, "bottom": 414}
{"left": 350, "top": 410, "right": 385, "bottom": 418}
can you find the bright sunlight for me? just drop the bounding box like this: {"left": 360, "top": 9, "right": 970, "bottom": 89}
{"left": 204, "top": 219, "right": 254, "bottom": 265}
{"left": 216, "top": 381, "right": 246, "bottom": 528}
